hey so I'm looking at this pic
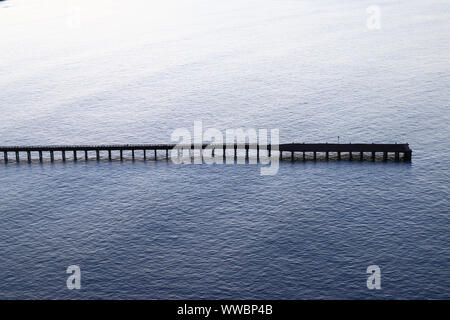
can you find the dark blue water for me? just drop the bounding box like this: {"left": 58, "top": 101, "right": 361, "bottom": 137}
{"left": 0, "top": 0, "right": 449, "bottom": 299}
{"left": 0, "top": 158, "right": 448, "bottom": 299}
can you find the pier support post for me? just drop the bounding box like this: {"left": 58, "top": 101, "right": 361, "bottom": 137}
{"left": 395, "top": 152, "right": 399, "bottom": 161}
{"left": 16, "top": 151, "right": 19, "bottom": 162}
{"left": 39, "top": 151, "right": 43, "bottom": 162}
{"left": 372, "top": 151, "right": 376, "bottom": 161}
{"left": 291, "top": 152, "right": 294, "bottom": 162}
{"left": 383, "top": 152, "right": 387, "bottom": 161}
{"left": 50, "top": 151, "right": 54, "bottom": 162}
{"left": 3, "top": 151, "right": 7, "bottom": 162}
{"left": 234, "top": 144, "right": 237, "bottom": 160}
{"left": 85, "top": 150, "right": 88, "bottom": 160}
{"left": 132, "top": 150, "right": 135, "bottom": 160}
{"left": 337, "top": 151, "right": 341, "bottom": 160}
{"left": 245, "top": 146, "right": 249, "bottom": 159}
{"left": 303, "top": 152, "right": 305, "bottom": 161}
{"left": 108, "top": 150, "right": 112, "bottom": 160}
{"left": 73, "top": 151, "right": 77, "bottom": 161}
{"left": 62, "top": 151, "right": 66, "bottom": 162}
{"left": 268, "top": 145, "right": 271, "bottom": 157}
{"left": 326, "top": 151, "right": 329, "bottom": 161}
{"left": 280, "top": 151, "right": 282, "bottom": 160}
{"left": 154, "top": 149, "right": 157, "bottom": 160}
{"left": 257, "top": 145, "right": 259, "bottom": 161}
{"left": 166, "top": 149, "right": 169, "bottom": 160}
{"left": 360, "top": 152, "right": 363, "bottom": 161}
{"left": 349, "top": 152, "right": 352, "bottom": 160}
{"left": 143, "top": 149, "right": 146, "bottom": 160}
{"left": 27, "top": 151, "right": 31, "bottom": 162}
{"left": 96, "top": 150, "right": 100, "bottom": 160}
{"left": 404, "top": 151, "right": 412, "bottom": 162}
{"left": 120, "top": 150, "right": 123, "bottom": 160}
{"left": 313, "top": 151, "right": 316, "bottom": 161}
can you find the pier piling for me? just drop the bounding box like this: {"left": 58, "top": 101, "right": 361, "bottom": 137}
{"left": 404, "top": 151, "right": 412, "bottom": 161}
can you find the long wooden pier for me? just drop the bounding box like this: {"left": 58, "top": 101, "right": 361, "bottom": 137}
{"left": 0, "top": 143, "right": 412, "bottom": 162}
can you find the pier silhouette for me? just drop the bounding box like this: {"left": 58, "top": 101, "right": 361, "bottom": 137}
{"left": 0, "top": 143, "right": 412, "bottom": 163}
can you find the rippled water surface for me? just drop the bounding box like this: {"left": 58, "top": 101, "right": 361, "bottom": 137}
{"left": 0, "top": 0, "right": 449, "bottom": 299}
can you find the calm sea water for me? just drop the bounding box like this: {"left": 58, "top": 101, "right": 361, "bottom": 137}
{"left": 0, "top": 0, "right": 449, "bottom": 299}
